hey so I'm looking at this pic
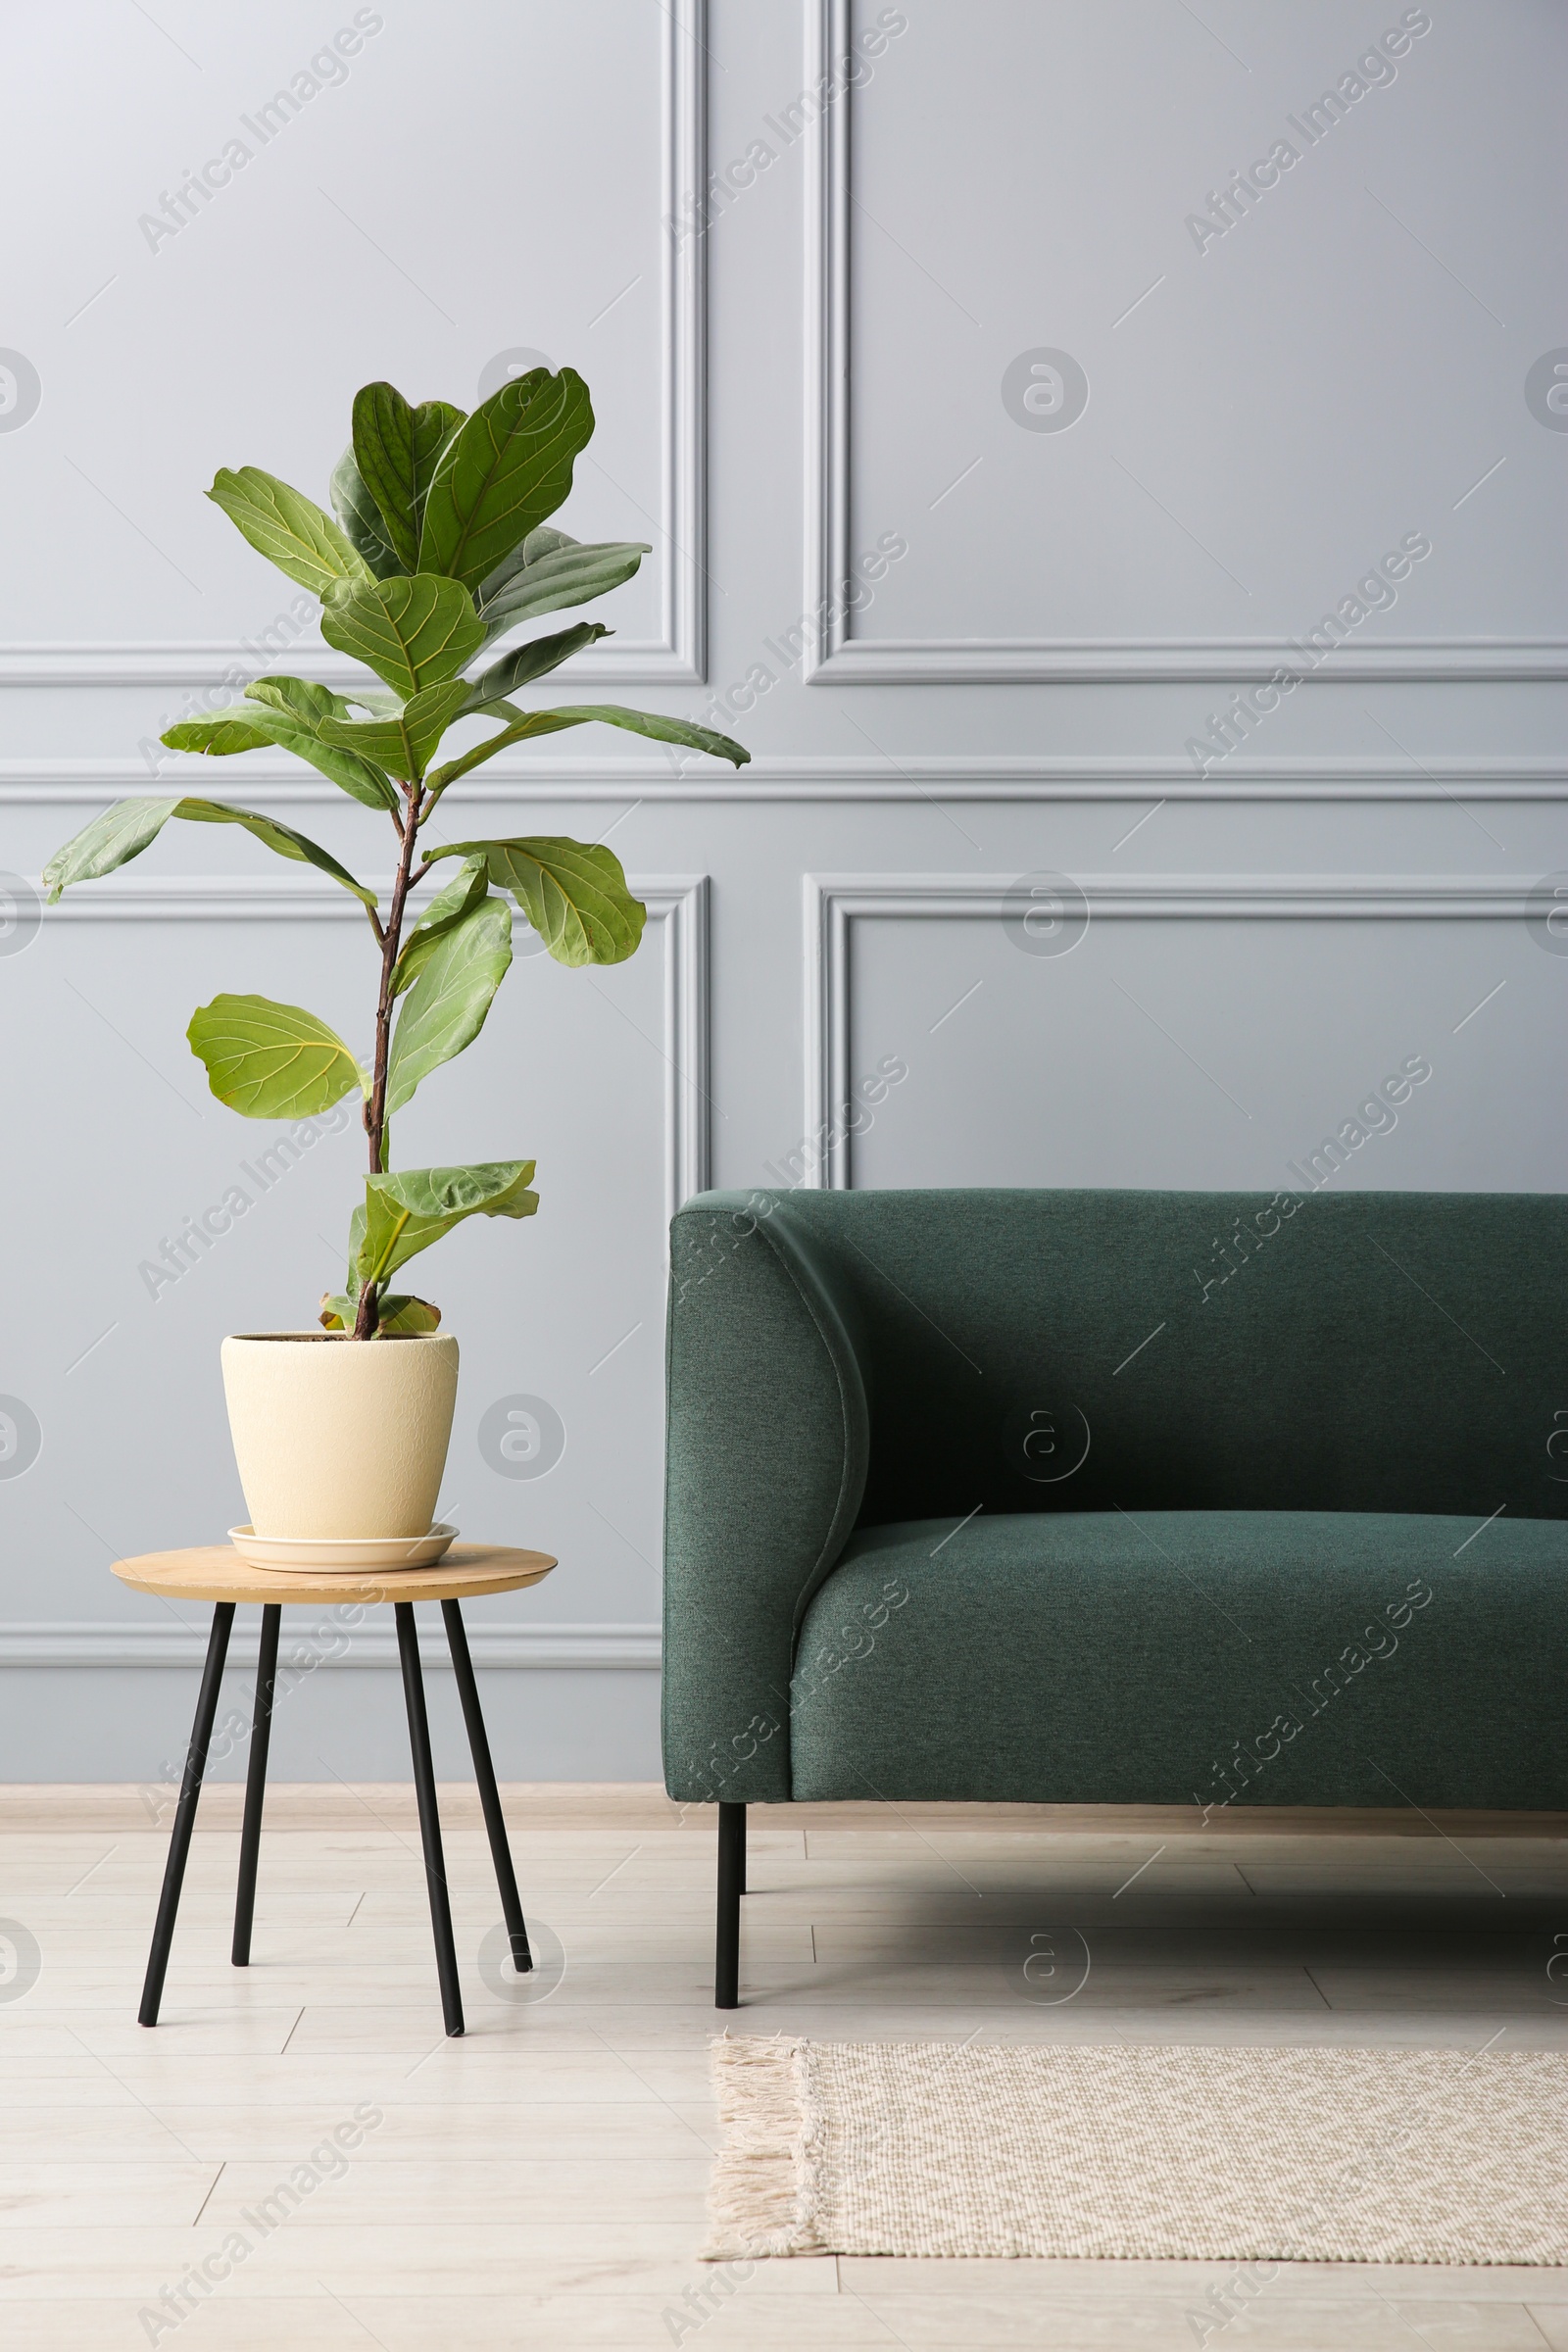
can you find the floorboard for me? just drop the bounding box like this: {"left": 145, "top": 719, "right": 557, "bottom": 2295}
{"left": 2, "top": 1788, "right": 1564, "bottom": 2348}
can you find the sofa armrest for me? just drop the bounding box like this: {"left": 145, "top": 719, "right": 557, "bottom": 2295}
{"left": 662, "top": 1193, "right": 869, "bottom": 1802}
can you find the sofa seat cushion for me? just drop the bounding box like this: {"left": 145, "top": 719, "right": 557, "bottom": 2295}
{"left": 789, "top": 1510, "right": 1567, "bottom": 1809}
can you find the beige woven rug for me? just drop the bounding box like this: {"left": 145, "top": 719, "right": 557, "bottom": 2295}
{"left": 706, "top": 2038, "right": 1568, "bottom": 2263}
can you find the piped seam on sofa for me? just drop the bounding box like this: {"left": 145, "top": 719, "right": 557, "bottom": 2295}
{"left": 753, "top": 1210, "right": 870, "bottom": 1642}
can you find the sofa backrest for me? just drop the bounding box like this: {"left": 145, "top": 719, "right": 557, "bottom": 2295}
{"left": 710, "top": 1187, "right": 1567, "bottom": 1527}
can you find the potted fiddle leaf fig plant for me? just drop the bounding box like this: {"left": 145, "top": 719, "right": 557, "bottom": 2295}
{"left": 45, "top": 368, "right": 748, "bottom": 1550}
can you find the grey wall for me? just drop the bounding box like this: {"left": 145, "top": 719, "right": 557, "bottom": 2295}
{"left": 1, "top": 0, "right": 1563, "bottom": 1781}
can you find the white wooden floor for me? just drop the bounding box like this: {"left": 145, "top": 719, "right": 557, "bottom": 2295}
{"left": 2, "top": 1785, "right": 1566, "bottom": 2349}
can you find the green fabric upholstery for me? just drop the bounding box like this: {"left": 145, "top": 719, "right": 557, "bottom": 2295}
{"left": 793, "top": 1510, "right": 1567, "bottom": 1808}
{"left": 662, "top": 1189, "right": 1567, "bottom": 1809}
{"left": 662, "top": 1197, "right": 868, "bottom": 1803}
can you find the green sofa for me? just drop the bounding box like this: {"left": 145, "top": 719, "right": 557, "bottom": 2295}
{"left": 662, "top": 1188, "right": 1567, "bottom": 2005}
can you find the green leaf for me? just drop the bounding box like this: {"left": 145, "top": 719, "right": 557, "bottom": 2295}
{"left": 44, "top": 796, "right": 376, "bottom": 909}
{"left": 188, "top": 994, "right": 368, "bottom": 1120}
{"left": 354, "top": 1160, "right": 538, "bottom": 1291}
{"left": 429, "top": 835, "right": 644, "bottom": 967}
{"left": 330, "top": 447, "right": 404, "bottom": 580}
{"left": 419, "top": 709, "right": 587, "bottom": 797}
{"left": 320, "top": 1290, "right": 440, "bottom": 1334}
{"left": 161, "top": 693, "right": 398, "bottom": 815}
{"left": 418, "top": 369, "right": 594, "bottom": 591}
{"left": 238, "top": 675, "right": 401, "bottom": 811}
{"left": 317, "top": 678, "right": 472, "bottom": 781}
{"left": 343, "top": 1200, "right": 368, "bottom": 1293}
{"left": 476, "top": 525, "right": 650, "bottom": 640}
{"left": 421, "top": 701, "right": 749, "bottom": 802}
{"left": 319, "top": 574, "right": 484, "bottom": 700}
{"left": 533, "top": 706, "right": 751, "bottom": 764}
{"left": 376, "top": 1295, "right": 443, "bottom": 1334}
{"left": 385, "top": 897, "right": 514, "bottom": 1114}
{"left": 161, "top": 711, "right": 275, "bottom": 754}
{"left": 207, "top": 466, "right": 374, "bottom": 598}
{"left": 463, "top": 621, "right": 611, "bottom": 711}
{"left": 392, "top": 855, "right": 488, "bottom": 996}
{"left": 352, "top": 383, "right": 466, "bottom": 571}
{"left": 244, "top": 676, "right": 353, "bottom": 727}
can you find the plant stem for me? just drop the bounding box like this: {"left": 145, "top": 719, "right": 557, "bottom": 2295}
{"left": 352, "top": 785, "right": 422, "bottom": 1338}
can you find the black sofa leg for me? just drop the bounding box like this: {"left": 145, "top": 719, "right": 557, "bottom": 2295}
{"left": 715, "top": 1801, "right": 744, "bottom": 2009}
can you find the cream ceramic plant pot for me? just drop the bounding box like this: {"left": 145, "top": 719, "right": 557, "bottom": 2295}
{"left": 220, "top": 1332, "right": 460, "bottom": 1541}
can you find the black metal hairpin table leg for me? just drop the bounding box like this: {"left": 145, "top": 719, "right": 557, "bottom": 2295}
{"left": 715, "top": 1800, "right": 745, "bottom": 2010}
{"left": 441, "top": 1598, "right": 531, "bottom": 1975}
{"left": 139, "top": 1602, "right": 235, "bottom": 2027}
{"left": 397, "top": 1601, "right": 465, "bottom": 2035}
{"left": 232, "top": 1603, "right": 280, "bottom": 1968}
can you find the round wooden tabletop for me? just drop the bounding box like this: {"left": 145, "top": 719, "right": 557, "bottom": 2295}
{"left": 111, "top": 1543, "right": 556, "bottom": 1606}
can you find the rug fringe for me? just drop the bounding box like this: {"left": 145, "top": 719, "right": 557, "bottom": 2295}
{"left": 703, "top": 2035, "right": 826, "bottom": 2258}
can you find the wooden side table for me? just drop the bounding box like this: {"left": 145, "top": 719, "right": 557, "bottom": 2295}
{"left": 113, "top": 1544, "right": 555, "bottom": 2038}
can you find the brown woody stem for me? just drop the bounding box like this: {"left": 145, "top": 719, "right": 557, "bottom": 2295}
{"left": 352, "top": 785, "right": 422, "bottom": 1338}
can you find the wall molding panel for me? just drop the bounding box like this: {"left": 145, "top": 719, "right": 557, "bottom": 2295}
{"left": 46, "top": 872, "right": 710, "bottom": 1226}
{"left": 8, "top": 756, "right": 1566, "bottom": 807}
{"left": 804, "top": 870, "right": 1544, "bottom": 1189}
{"left": 0, "top": 0, "right": 707, "bottom": 692}
{"left": 802, "top": 0, "right": 1568, "bottom": 685}
{"left": 0, "top": 1622, "right": 661, "bottom": 1671}
{"left": 655, "top": 0, "right": 709, "bottom": 684}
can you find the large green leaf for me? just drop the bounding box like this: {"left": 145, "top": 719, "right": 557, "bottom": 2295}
{"left": 207, "top": 466, "right": 374, "bottom": 598}
{"left": 418, "top": 369, "right": 594, "bottom": 592}
{"left": 421, "top": 708, "right": 590, "bottom": 798}
{"left": 247, "top": 675, "right": 402, "bottom": 810}
{"left": 330, "top": 447, "right": 404, "bottom": 580}
{"left": 161, "top": 711, "right": 275, "bottom": 754}
{"left": 534, "top": 706, "right": 750, "bottom": 763}
{"left": 385, "top": 897, "right": 514, "bottom": 1114}
{"left": 319, "top": 574, "right": 484, "bottom": 699}
{"left": 161, "top": 691, "right": 398, "bottom": 814}
{"left": 317, "top": 678, "right": 472, "bottom": 780}
{"left": 392, "top": 855, "right": 488, "bottom": 996}
{"left": 423, "top": 702, "right": 749, "bottom": 800}
{"left": 476, "top": 525, "right": 650, "bottom": 641}
{"left": 187, "top": 994, "right": 368, "bottom": 1119}
{"left": 354, "top": 1160, "right": 538, "bottom": 1291}
{"left": 245, "top": 675, "right": 356, "bottom": 727}
{"left": 428, "top": 835, "right": 644, "bottom": 967}
{"left": 463, "top": 621, "right": 610, "bottom": 711}
{"left": 352, "top": 383, "right": 466, "bottom": 572}
{"left": 44, "top": 796, "right": 376, "bottom": 909}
